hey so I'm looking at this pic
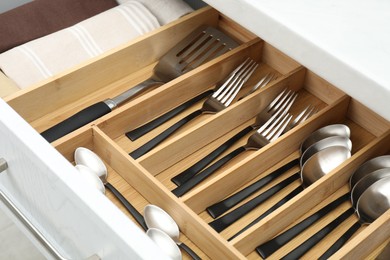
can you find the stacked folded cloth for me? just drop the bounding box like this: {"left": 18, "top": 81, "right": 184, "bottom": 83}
{"left": 0, "top": 0, "right": 193, "bottom": 94}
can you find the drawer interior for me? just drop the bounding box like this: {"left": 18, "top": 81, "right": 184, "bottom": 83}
{"left": 6, "top": 6, "right": 390, "bottom": 260}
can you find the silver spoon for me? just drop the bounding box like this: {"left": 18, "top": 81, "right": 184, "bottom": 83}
{"left": 74, "top": 164, "right": 105, "bottom": 194}
{"left": 349, "top": 155, "right": 390, "bottom": 189}
{"left": 318, "top": 175, "right": 390, "bottom": 259}
{"left": 300, "top": 136, "right": 352, "bottom": 168}
{"left": 74, "top": 147, "right": 148, "bottom": 230}
{"left": 74, "top": 147, "right": 201, "bottom": 259}
{"left": 146, "top": 228, "right": 182, "bottom": 260}
{"left": 301, "top": 145, "right": 351, "bottom": 187}
{"left": 144, "top": 205, "right": 201, "bottom": 260}
{"left": 255, "top": 145, "right": 351, "bottom": 258}
{"left": 351, "top": 167, "right": 390, "bottom": 208}
{"left": 300, "top": 124, "right": 350, "bottom": 153}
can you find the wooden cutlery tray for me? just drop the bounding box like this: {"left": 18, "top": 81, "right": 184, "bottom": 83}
{"left": 4, "top": 6, "right": 390, "bottom": 260}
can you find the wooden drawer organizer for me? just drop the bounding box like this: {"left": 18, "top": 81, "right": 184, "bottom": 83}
{"left": 5, "top": 6, "right": 390, "bottom": 260}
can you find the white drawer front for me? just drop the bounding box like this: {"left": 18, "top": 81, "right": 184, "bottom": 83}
{"left": 0, "top": 99, "right": 167, "bottom": 259}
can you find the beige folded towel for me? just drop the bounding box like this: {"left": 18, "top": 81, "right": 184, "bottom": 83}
{"left": 0, "top": 1, "right": 159, "bottom": 89}
{"left": 117, "top": 0, "right": 194, "bottom": 25}
{"left": 0, "top": 71, "right": 19, "bottom": 98}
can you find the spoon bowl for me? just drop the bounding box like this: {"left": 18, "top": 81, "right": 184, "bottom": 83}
{"left": 144, "top": 204, "right": 180, "bottom": 242}
{"left": 351, "top": 167, "right": 390, "bottom": 208}
{"left": 74, "top": 147, "right": 107, "bottom": 183}
{"left": 300, "top": 124, "right": 350, "bottom": 153}
{"left": 300, "top": 136, "right": 352, "bottom": 168}
{"left": 75, "top": 164, "right": 106, "bottom": 194}
{"left": 146, "top": 228, "right": 182, "bottom": 260}
{"left": 349, "top": 155, "right": 390, "bottom": 189}
{"left": 144, "top": 204, "right": 201, "bottom": 260}
{"left": 357, "top": 176, "right": 390, "bottom": 223}
{"left": 301, "top": 145, "right": 351, "bottom": 187}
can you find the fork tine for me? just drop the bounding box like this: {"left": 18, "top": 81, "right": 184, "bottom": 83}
{"left": 222, "top": 62, "right": 258, "bottom": 106}
{"left": 239, "top": 73, "right": 276, "bottom": 100}
{"left": 256, "top": 105, "right": 284, "bottom": 133}
{"left": 271, "top": 90, "right": 296, "bottom": 113}
{"left": 268, "top": 113, "right": 292, "bottom": 142}
{"left": 216, "top": 59, "right": 255, "bottom": 102}
{"left": 212, "top": 58, "right": 250, "bottom": 98}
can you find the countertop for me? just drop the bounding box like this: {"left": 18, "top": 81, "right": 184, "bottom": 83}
{"left": 204, "top": 0, "right": 390, "bottom": 121}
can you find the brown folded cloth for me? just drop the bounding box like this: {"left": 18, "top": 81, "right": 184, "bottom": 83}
{"left": 0, "top": 0, "right": 118, "bottom": 53}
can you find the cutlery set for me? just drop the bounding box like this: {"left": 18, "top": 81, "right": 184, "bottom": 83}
{"left": 74, "top": 147, "right": 201, "bottom": 260}
{"left": 256, "top": 154, "right": 390, "bottom": 259}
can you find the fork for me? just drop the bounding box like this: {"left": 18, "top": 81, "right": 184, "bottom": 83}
{"left": 171, "top": 89, "right": 297, "bottom": 186}
{"left": 126, "top": 73, "right": 275, "bottom": 141}
{"left": 205, "top": 105, "right": 317, "bottom": 219}
{"left": 129, "top": 58, "right": 258, "bottom": 159}
{"left": 172, "top": 108, "right": 293, "bottom": 197}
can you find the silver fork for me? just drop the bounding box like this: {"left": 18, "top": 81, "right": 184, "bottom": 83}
{"left": 172, "top": 108, "right": 293, "bottom": 197}
{"left": 171, "top": 89, "right": 297, "bottom": 186}
{"left": 129, "top": 58, "right": 259, "bottom": 159}
{"left": 239, "top": 73, "right": 276, "bottom": 100}
{"left": 205, "top": 105, "right": 317, "bottom": 220}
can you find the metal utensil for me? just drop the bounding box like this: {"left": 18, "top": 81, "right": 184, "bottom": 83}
{"left": 318, "top": 172, "right": 390, "bottom": 259}
{"left": 126, "top": 72, "right": 275, "bottom": 141}
{"left": 41, "top": 26, "right": 239, "bottom": 142}
{"left": 129, "top": 58, "right": 258, "bottom": 159}
{"left": 209, "top": 145, "right": 351, "bottom": 233}
{"left": 300, "top": 124, "right": 351, "bottom": 153}
{"left": 144, "top": 205, "right": 201, "bottom": 260}
{"left": 255, "top": 145, "right": 351, "bottom": 258}
{"left": 146, "top": 228, "right": 182, "bottom": 260}
{"left": 75, "top": 164, "right": 105, "bottom": 194}
{"left": 172, "top": 108, "right": 293, "bottom": 197}
{"left": 349, "top": 155, "right": 390, "bottom": 189}
{"left": 300, "top": 136, "right": 352, "bottom": 168}
{"left": 171, "top": 89, "right": 298, "bottom": 187}
{"left": 74, "top": 147, "right": 148, "bottom": 230}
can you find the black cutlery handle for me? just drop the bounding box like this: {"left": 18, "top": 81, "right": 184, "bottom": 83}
{"left": 228, "top": 185, "right": 303, "bottom": 241}
{"left": 318, "top": 221, "right": 361, "bottom": 260}
{"left": 105, "top": 182, "right": 147, "bottom": 230}
{"left": 206, "top": 158, "right": 299, "bottom": 218}
{"left": 126, "top": 90, "right": 213, "bottom": 141}
{"left": 256, "top": 192, "right": 349, "bottom": 258}
{"left": 179, "top": 242, "right": 202, "bottom": 260}
{"left": 171, "top": 146, "right": 246, "bottom": 197}
{"left": 41, "top": 101, "right": 111, "bottom": 143}
{"left": 281, "top": 207, "right": 354, "bottom": 260}
{"left": 129, "top": 109, "right": 203, "bottom": 159}
{"left": 171, "top": 126, "right": 254, "bottom": 186}
{"left": 209, "top": 173, "right": 300, "bottom": 233}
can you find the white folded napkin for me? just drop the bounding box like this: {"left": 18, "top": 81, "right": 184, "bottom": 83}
{"left": 0, "top": 1, "right": 160, "bottom": 89}
{"left": 117, "top": 0, "right": 194, "bottom": 25}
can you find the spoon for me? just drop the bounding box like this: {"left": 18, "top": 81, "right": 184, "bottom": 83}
{"left": 349, "top": 155, "right": 390, "bottom": 189}
{"left": 301, "top": 145, "right": 351, "bottom": 187}
{"left": 254, "top": 145, "right": 351, "bottom": 258}
{"left": 318, "top": 174, "right": 390, "bottom": 259}
{"left": 300, "top": 136, "right": 352, "bottom": 168}
{"left": 278, "top": 160, "right": 390, "bottom": 259}
{"left": 209, "top": 145, "right": 351, "bottom": 234}
{"left": 300, "top": 124, "right": 351, "bottom": 153}
{"left": 144, "top": 205, "right": 201, "bottom": 260}
{"left": 74, "top": 164, "right": 105, "bottom": 194}
{"left": 74, "top": 147, "right": 200, "bottom": 259}
{"left": 146, "top": 228, "right": 182, "bottom": 260}
{"left": 206, "top": 124, "right": 351, "bottom": 220}
{"left": 74, "top": 147, "right": 147, "bottom": 230}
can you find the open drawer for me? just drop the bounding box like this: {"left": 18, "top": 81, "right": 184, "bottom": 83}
{"left": 3, "top": 6, "right": 390, "bottom": 260}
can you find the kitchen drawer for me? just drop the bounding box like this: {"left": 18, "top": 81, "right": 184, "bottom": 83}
{"left": 2, "top": 5, "right": 390, "bottom": 259}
